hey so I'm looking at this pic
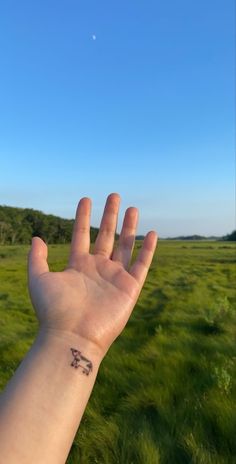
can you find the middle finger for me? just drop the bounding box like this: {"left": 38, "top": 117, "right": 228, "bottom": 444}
{"left": 93, "top": 193, "right": 121, "bottom": 258}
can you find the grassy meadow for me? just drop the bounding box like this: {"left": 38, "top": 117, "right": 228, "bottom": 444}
{"left": 0, "top": 241, "right": 236, "bottom": 464}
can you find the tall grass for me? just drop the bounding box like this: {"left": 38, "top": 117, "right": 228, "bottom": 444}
{"left": 0, "top": 241, "right": 235, "bottom": 463}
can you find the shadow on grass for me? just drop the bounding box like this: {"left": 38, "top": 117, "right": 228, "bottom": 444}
{"left": 192, "top": 318, "right": 224, "bottom": 335}
{"left": 135, "top": 288, "right": 169, "bottom": 319}
{"left": 159, "top": 318, "right": 225, "bottom": 336}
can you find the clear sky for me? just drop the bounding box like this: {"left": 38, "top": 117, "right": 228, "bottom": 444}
{"left": 0, "top": 0, "right": 235, "bottom": 237}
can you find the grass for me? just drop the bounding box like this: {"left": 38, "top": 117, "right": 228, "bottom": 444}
{"left": 0, "top": 240, "right": 235, "bottom": 463}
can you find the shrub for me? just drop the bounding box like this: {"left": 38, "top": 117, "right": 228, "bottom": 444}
{"left": 203, "top": 296, "right": 232, "bottom": 329}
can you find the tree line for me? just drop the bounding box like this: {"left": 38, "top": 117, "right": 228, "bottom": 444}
{"left": 0, "top": 205, "right": 235, "bottom": 245}
{"left": 0, "top": 205, "right": 101, "bottom": 245}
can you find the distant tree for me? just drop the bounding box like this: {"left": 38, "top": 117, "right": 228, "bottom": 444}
{"left": 0, "top": 205, "right": 102, "bottom": 245}
{"left": 0, "top": 221, "right": 11, "bottom": 244}
{"left": 223, "top": 230, "right": 236, "bottom": 241}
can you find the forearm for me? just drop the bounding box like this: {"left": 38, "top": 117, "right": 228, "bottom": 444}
{"left": 0, "top": 329, "right": 103, "bottom": 464}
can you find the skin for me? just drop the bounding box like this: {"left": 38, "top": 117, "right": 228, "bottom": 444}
{"left": 0, "top": 193, "right": 158, "bottom": 463}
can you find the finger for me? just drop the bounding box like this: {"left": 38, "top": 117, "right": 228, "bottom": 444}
{"left": 112, "top": 207, "right": 138, "bottom": 269}
{"left": 93, "top": 193, "right": 121, "bottom": 258}
{"left": 68, "top": 197, "right": 91, "bottom": 266}
{"left": 28, "top": 237, "right": 49, "bottom": 282}
{"left": 129, "top": 231, "right": 158, "bottom": 287}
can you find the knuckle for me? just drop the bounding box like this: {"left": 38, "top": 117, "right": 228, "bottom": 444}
{"left": 120, "top": 235, "right": 134, "bottom": 249}
{"left": 97, "top": 249, "right": 109, "bottom": 257}
{"left": 76, "top": 226, "right": 89, "bottom": 233}
{"left": 100, "top": 226, "right": 114, "bottom": 236}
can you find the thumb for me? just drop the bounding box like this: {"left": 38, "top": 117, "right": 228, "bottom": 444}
{"left": 28, "top": 236, "right": 49, "bottom": 281}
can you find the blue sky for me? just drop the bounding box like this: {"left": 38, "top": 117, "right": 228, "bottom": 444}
{"left": 0, "top": 0, "right": 235, "bottom": 237}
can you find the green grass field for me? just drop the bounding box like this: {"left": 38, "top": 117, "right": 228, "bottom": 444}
{"left": 0, "top": 241, "right": 235, "bottom": 463}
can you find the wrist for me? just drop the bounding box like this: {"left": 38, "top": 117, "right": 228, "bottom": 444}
{"left": 36, "top": 327, "right": 104, "bottom": 368}
{"left": 0, "top": 327, "right": 103, "bottom": 464}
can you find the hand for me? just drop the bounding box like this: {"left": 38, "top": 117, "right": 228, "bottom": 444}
{"left": 28, "top": 193, "right": 158, "bottom": 358}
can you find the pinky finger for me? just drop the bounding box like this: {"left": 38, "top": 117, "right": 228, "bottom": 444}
{"left": 129, "top": 231, "right": 158, "bottom": 287}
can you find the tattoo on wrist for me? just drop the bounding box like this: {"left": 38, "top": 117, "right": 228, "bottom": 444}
{"left": 70, "top": 348, "right": 93, "bottom": 376}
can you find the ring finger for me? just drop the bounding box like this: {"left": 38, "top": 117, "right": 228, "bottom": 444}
{"left": 112, "top": 207, "right": 138, "bottom": 269}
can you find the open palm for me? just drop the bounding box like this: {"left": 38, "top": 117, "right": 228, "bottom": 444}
{"left": 28, "top": 193, "right": 158, "bottom": 358}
